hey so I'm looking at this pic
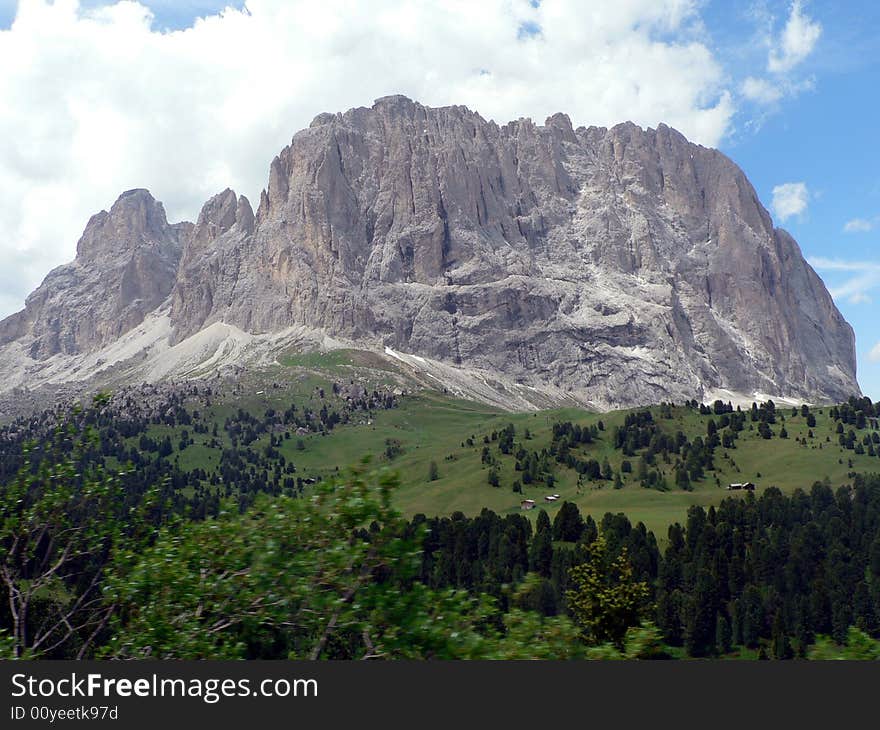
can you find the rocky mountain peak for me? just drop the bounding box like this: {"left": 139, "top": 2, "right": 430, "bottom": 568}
{"left": 75, "top": 188, "right": 172, "bottom": 261}
{"left": 0, "top": 187, "right": 183, "bottom": 360}
{"left": 183, "top": 96, "right": 855, "bottom": 406}
{"left": 544, "top": 112, "right": 577, "bottom": 142}
{"left": 188, "top": 189, "right": 254, "bottom": 251}
{"left": 0, "top": 97, "right": 861, "bottom": 408}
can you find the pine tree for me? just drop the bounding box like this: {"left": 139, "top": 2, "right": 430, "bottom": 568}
{"left": 637, "top": 457, "right": 648, "bottom": 483}
{"left": 529, "top": 511, "right": 553, "bottom": 577}
{"left": 552, "top": 501, "right": 584, "bottom": 542}
{"left": 566, "top": 533, "right": 649, "bottom": 646}
{"left": 675, "top": 464, "right": 691, "bottom": 490}
{"left": 716, "top": 613, "right": 732, "bottom": 655}
{"left": 741, "top": 585, "right": 764, "bottom": 648}
{"left": 771, "top": 612, "right": 793, "bottom": 659}
{"left": 684, "top": 569, "right": 718, "bottom": 657}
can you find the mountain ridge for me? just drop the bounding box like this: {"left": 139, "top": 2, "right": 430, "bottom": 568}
{"left": 0, "top": 96, "right": 860, "bottom": 410}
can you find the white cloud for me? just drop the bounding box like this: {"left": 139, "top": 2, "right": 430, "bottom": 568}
{"left": 808, "top": 257, "right": 880, "bottom": 305}
{"left": 0, "top": 0, "right": 739, "bottom": 319}
{"left": 743, "top": 1, "right": 821, "bottom": 109}
{"left": 843, "top": 218, "right": 875, "bottom": 233}
{"left": 829, "top": 274, "right": 880, "bottom": 305}
{"left": 871, "top": 342, "right": 880, "bottom": 364}
{"left": 808, "top": 257, "right": 880, "bottom": 272}
{"left": 741, "top": 74, "right": 815, "bottom": 109}
{"left": 768, "top": 0, "right": 822, "bottom": 74}
{"left": 771, "top": 182, "right": 810, "bottom": 222}
{"left": 741, "top": 76, "right": 784, "bottom": 105}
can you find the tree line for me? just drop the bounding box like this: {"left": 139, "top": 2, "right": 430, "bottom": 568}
{"left": 3, "top": 396, "right": 880, "bottom": 659}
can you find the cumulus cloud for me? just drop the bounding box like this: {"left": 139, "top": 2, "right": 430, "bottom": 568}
{"left": 741, "top": 73, "right": 814, "bottom": 108}
{"left": 843, "top": 218, "right": 876, "bottom": 233}
{"left": 0, "top": 0, "right": 740, "bottom": 319}
{"left": 771, "top": 182, "right": 810, "bottom": 222}
{"left": 743, "top": 0, "right": 821, "bottom": 109}
{"left": 808, "top": 257, "right": 880, "bottom": 305}
{"left": 741, "top": 76, "right": 784, "bottom": 105}
{"left": 768, "top": 0, "right": 822, "bottom": 74}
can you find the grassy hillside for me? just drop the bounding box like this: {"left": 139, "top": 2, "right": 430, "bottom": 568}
{"left": 106, "top": 350, "right": 880, "bottom": 538}
{"left": 284, "top": 395, "right": 877, "bottom": 537}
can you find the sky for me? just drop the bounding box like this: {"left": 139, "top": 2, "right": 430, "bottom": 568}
{"left": 0, "top": 0, "right": 878, "bottom": 397}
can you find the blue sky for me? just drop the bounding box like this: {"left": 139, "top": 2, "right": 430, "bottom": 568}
{"left": 705, "top": 2, "right": 880, "bottom": 398}
{"left": 0, "top": 0, "right": 245, "bottom": 29}
{"left": 0, "top": 0, "right": 878, "bottom": 398}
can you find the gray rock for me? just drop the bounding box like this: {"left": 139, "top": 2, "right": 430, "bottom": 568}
{"left": 170, "top": 189, "right": 253, "bottom": 344}
{"left": 0, "top": 97, "right": 860, "bottom": 409}
{"left": 0, "top": 189, "right": 183, "bottom": 360}
{"left": 167, "top": 97, "right": 857, "bottom": 406}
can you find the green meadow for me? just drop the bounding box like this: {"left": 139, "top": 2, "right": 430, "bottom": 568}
{"left": 142, "top": 350, "right": 880, "bottom": 538}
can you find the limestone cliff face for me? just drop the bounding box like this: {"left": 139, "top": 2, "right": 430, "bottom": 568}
{"left": 169, "top": 188, "right": 254, "bottom": 340}
{"left": 165, "top": 96, "right": 857, "bottom": 406}
{"left": 0, "top": 189, "right": 184, "bottom": 360}
{"left": 0, "top": 97, "right": 859, "bottom": 407}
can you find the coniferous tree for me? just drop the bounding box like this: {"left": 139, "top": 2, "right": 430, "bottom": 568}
{"left": 716, "top": 613, "right": 732, "bottom": 655}
{"left": 529, "top": 511, "right": 553, "bottom": 577}
{"left": 553, "top": 501, "right": 584, "bottom": 542}
{"left": 566, "top": 533, "right": 649, "bottom": 647}
{"left": 684, "top": 569, "right": 718, "bottom": 657}
{"left": 772, "top": 612, "right": 793, "bottom": 659}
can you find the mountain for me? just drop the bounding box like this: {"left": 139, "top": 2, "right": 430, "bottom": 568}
{"left": 0, "top": 96, "right": 859, "bottom": 410}
{"left": 0, "top": 190, "right": 185, "bottom": 359}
